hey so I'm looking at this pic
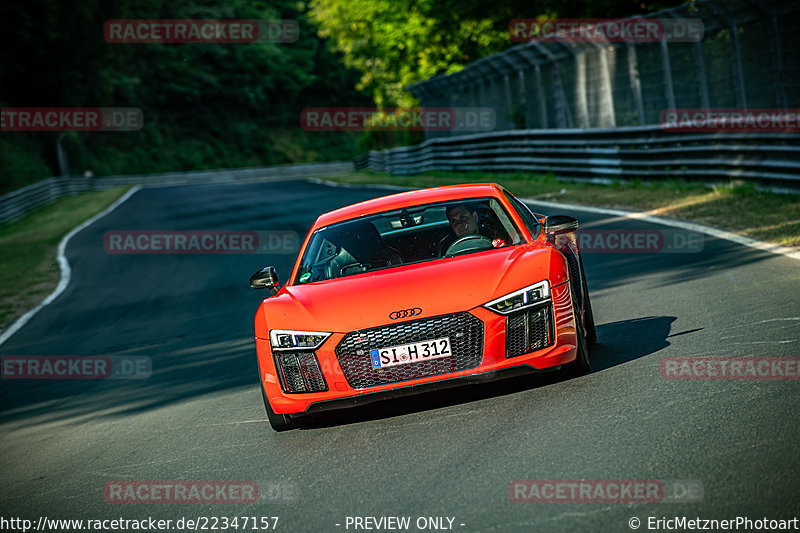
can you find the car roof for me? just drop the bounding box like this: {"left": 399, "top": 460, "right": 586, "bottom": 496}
{"left": 315, "top": 183, "right": 507, "bottom": 227}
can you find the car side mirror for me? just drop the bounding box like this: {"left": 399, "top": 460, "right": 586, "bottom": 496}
{"left": 250, "top": 266, "right": 280, "bottom": 295}
{"left": 543, "top": 215, "right": 578, "bottom": 243}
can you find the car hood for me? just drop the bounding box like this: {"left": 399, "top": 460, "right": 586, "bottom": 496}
{"left": 260, "top": 245, "right": 558, "bottom": 333}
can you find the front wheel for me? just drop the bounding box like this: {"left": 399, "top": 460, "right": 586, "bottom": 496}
{"left": 565, "top": 291, "right": 591, "bottom": 375}
{"left": 260, "top": 380, "right": 297, "bottom": 432}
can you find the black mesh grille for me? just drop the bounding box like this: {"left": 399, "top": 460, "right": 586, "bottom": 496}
{"left": 298, "top": 353, "right": 327, "bottom": 392}
{"left": 506, "top": 305, "right": 553, "bottom": 358}
{"left": 335, "top": 313, "right": 484, "bottom": 389}
{"left": 276, "top": 352, "right": 328, "bottom": 393}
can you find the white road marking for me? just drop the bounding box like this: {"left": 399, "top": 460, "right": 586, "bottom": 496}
{"left": 522, "top": 198, "right": 800, "bottom": 262}
{"left": 0, "top": 186, "right": 142, "bottom": 347}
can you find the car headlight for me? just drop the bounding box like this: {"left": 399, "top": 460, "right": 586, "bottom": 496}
{"left": 483, "top": 280, "right": 551, "bottom": 315}
{"left": 269, "top": 330, "right": 331, "bottom": 351}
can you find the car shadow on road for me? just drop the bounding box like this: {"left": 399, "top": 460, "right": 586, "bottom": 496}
{"left": 0, "top": 315, "right": 678, "bottom": 432}
{"left": 296, "top": 315, "right": 677, "bottom": 429}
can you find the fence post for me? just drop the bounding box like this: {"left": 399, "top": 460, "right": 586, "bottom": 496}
{"left": 56, "top": 133, "right": 70, "bottom": 177}
{"left": 627, "top": 44, "right": 646, "bottom": 125}
{"left": 768, "top": 16, "right": 787, "bottom": 109}
{"left": 478, "top": 79, "right": 487, "bottom": 118}
{"left": 551, "top": 64, "right": 571, "bottom": 128}
{"left": 574, "top": 52, "right": 590, "bottom": 128}
{"left": 517, "top": 70, "right": 527, "bottom": 129}
{"left": 694, "top": 40, "right": 710, "bottom": 109}
{"left": 503, "top": 73, "right": 514, "bottom": 129}
{"left": 597, "top": 47, "right": 616, "bottom": 128}
{"left": 729, "top": 24, "right": 747, "bottom": 110}
{"left": 534, "top": 64, "right": 548, "bottom": 128}
{"left": 660, "top": 39, "right": 676, "bottom": 111}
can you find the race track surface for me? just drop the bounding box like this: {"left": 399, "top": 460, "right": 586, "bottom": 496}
{"left": 1, "top": 180, "right": 798, "bottom": 532}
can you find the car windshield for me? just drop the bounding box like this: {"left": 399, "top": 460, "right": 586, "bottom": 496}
{"left": 294, "top": 197, "right": 523, "bottom": 284}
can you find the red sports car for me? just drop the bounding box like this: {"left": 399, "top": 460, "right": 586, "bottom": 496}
{"left": 250, "top": 183, "right": 595, "bottom": 430}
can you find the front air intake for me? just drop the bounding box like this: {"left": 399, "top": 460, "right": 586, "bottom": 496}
{"left": 275, "top": 352, "right": 328, "bottom": 393}
{"left": 505, "top": 305, "right": 554, "bottom": 358}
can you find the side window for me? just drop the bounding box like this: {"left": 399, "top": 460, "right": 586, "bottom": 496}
{"left": 504, "top": 191, "right": 541, "bottom": 240}
{"left": 487, "top": 198, "right": 522, "bottom": 244}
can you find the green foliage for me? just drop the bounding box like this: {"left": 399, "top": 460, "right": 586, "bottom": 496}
{"left": 309, "top": 0, "right": 506, "bottom": 107}
{"left": 308, "top": 0, "right": 686, "bottom": 106}
{"left": 1, "top": 0, "right": 690, "bottom": 192}
{"left": 0, "top": 138, "right": 53, "bottom": 194}
{"left": 1, "top": 0, "right": 369, "bottom": 191}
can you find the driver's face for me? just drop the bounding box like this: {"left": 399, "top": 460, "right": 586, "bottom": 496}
{"left": 447, "top": 206, "right": 479, "bottom": 238}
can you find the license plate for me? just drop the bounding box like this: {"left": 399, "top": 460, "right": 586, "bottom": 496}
{"left": 370, "top": 337, "right": 452, "bottom": 369}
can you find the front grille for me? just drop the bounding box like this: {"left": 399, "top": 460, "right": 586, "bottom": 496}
{"left": 506, "top": 305, "right": 554, "bottom": 358}
{"left": 275, "top": 351, "right": 328, "bottom": 393}
{"left": 335, "top": 313, "right": 484, "bottom": 389}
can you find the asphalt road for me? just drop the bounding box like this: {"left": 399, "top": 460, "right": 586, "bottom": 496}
{"left": 1, "top": 179, "right": 798, "bottom": 533}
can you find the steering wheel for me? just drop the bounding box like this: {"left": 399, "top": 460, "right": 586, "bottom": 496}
{"left": 445, "top": 234, "right": 494, "bottom": 257}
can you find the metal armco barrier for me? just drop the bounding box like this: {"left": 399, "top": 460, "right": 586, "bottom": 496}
{"left": 355, "top": 126, "right": 800, "bottom": 186}
{"left": 0, "top": 161, "right": 354, "bottom": 225}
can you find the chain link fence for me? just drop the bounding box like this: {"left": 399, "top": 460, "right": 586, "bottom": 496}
{"left": 407, "top": 0, "right": 800, "bottom": 137}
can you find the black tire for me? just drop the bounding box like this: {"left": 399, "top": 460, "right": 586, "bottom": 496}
{"left": 260, "top": 380, "right": 296, "bottom": 432}
{"left": 581, "top": 270, "right": 597, "bottom": 346}
{"left": 565, "top": 290, "right": 591, "bottom": 375}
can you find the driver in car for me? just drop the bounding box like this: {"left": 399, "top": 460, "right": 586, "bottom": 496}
{"left": 447, "top": 204, "right": 480, "bottom": 239}
{"left": 439, "top": 203, "right": 506, "bottom": 256}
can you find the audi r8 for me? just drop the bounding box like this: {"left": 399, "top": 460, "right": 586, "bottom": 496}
{"left": 250, "top": 183, "right": 595, "bottom": 431}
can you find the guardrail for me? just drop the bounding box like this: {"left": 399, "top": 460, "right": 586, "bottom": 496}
{"left": 354, "top": 126, "right": 800, "bottom": 187}
{"left": 0, "top": 161, "right": 354, "bottom": 225}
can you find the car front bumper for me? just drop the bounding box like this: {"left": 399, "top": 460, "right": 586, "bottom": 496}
{"left": 256, "top": 281, "right": 578, "bottom": 415}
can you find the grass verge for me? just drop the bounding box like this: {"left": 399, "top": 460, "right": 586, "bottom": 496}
{"left": 0, "top": 187, "right": 130, "bottom": 332}
{"left": 326, "top": 171, "right": 800, "bottom": 247}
